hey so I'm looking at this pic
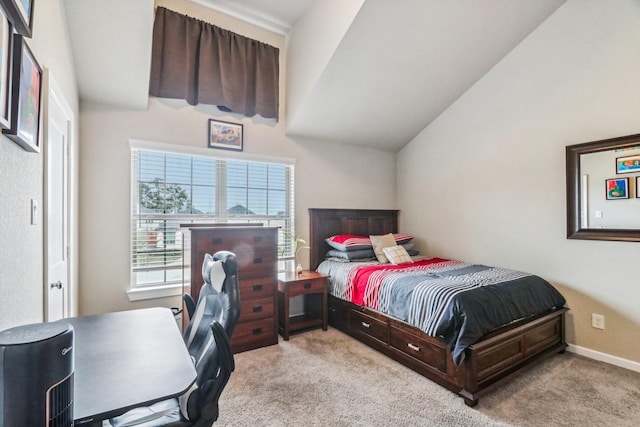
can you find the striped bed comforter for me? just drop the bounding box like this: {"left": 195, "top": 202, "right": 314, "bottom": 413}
{"left": 317, "top": 257, "right": 566, "bottom": 364}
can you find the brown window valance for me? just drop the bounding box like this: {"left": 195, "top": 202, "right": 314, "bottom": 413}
{"left": 149, "top": 7, "right": 279, "bottom": 120}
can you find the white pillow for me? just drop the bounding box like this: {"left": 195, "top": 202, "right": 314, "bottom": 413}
{"left": 383, "top": 245, "right": 413, "bottom": 265}
{"left": 369, "top": 233, "right": 397, "bottom": 264}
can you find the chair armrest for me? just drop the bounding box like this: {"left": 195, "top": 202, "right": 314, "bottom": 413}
{"left": 198, "top": 322, "right": 235, "bottom": 423}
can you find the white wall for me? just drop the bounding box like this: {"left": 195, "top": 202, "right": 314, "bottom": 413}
{"left": 286, "top": 0, "right": 364, "bottom": 131}
{"left": 397, "top": 0, "right": 640, "bottom": 363}
{"left": 0, "top": 0, "right": 79, "bottom": 331}
{"left": 78, "top": 0, "right": 396, "bottom": 315}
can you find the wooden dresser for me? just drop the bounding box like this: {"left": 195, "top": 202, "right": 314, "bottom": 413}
{"left": 187, "top": 226, "right": 279, "bottom": 353}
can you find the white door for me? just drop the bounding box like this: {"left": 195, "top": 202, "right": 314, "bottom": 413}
{"left": 44, "top": 71, "right": 73, "bottom": 322}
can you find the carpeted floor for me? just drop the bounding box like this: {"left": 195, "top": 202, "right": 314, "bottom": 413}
{"left": 217, "top": 328, "right": 640, "bottom": 426}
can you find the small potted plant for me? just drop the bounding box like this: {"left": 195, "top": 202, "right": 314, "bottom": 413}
{"left": 283, "top": 232, "right": 310, "bottom": 274}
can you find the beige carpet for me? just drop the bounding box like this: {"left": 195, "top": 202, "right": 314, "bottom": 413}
{"left": 217, "top": 328, "right": 640, "bottom": 426}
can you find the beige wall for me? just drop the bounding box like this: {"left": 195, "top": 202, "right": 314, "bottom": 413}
{"left": 78, "top": 0, "right": 396, "bottom": 315}
{"left": 397, "top": 0, "right": 640, "bottom": 364}
{"left": 0, "top": 0, "right": 79, "bottom": 331}
{"left": 286, "top": 0, "right": 364, "bottom": 129}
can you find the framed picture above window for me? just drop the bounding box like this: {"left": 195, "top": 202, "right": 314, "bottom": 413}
{"left": 2, "top": 34, "right": 41, "bottom": 152}
{"left": 1, "top": 0, "right": 34, "bottom": 37}
{"left": 208, "top": 119, "right": 243, "bottom": 152}
{"left": 0, "top": 7, "right": 13, "bottom": 130}
{"left": 605, "top": 177, "right": 629, "bottom": 200}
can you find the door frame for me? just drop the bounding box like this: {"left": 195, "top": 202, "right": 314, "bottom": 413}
{"left": 43, "top": 68, "right": 76, "bottom": 320}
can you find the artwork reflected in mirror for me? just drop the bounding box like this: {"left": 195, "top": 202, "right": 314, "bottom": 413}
{"left": 604, "top": 178, "right": 629, "bottom": 201}
{"left": 615, "top": 154, "right": 640, "bottom": 174}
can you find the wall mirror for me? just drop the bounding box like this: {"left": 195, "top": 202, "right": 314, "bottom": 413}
{"left": 566, "top": 133, "right": 640, "bottom": 241}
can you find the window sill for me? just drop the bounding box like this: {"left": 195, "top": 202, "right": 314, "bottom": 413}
{"left": 127, "top": 284, "right": 183, "bottom": 301}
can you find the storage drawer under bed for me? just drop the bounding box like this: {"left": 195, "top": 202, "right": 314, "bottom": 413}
{"left": 349, "top": 310, "right": 388, "bottom": 345}
{"left": 389, "top": 325, "right": 447, "bottom": 373}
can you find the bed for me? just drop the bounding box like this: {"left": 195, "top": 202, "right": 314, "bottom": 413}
{"left": 309, "top": 208, "right": 568, "bottom": 406}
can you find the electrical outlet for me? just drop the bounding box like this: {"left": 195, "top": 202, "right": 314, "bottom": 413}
{"left": 592, "top": 313, "right": 605, "bottom": 330}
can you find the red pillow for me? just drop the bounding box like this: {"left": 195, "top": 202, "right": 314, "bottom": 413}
{"left": 325, "top": 233, "right": 413, "bottom": 252}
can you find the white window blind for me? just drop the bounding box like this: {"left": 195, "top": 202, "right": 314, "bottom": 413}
{"left": 131, "top": 145, "right": 295, "bottom": 289}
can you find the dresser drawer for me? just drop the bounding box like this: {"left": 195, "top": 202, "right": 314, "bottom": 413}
{"left": 239, "top": 296, "right": 275, "bottom": 322}
{"left": 282, "top": 277, "right": 327, "bottom": 297}
{"left": 231, "top": 317, "right": 276, "bottom": 353}
{"left": 239, "top": 277, "right": 276, "bottom": 300}
{"left": 235, "top": 248, "right": 276, "bottom": 277}
{"left": 349, "top": 310, "right": 388, "bottom": 344}
{"left": 194, "top": 229, "right": 277, "bottom": 253}
{"left": 389, "top": 325, "right": 446, "bottom": 372}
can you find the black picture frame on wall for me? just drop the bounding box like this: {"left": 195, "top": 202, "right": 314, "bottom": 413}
{"left": 0, "top": 0, "right": 33, "bottom": 38}
{"left": 605, "top": 177, "right": 629, "bottom": 200}
{"left": 208, "top": 119, "right": 243, "bottom": 152}
{"left": 3, "top": 34, "right": 41, "bottom": 152}
{"left": 0, "top": 6, "right": 13, "bottom": 130}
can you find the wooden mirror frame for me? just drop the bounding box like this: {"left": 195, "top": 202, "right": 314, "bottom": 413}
{"left": 566, "top": 133, "right": 640, "bottom": 241}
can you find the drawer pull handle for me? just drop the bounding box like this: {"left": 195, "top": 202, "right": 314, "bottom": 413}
{"left": 252, "top": 284, "right": 263, "bottom": 291}
{"left": 212, "top": 237, "right": 223, "bottom": 244}
{"left": 361, "top": 322, "right": 370, "bottom": 328}
{"left": 252, "top": 327, "right": 263, "bottom": 335}
{"left": 252, "top": 306, "right": 263, "bottom": 313}
{"left": 407, "top": 343, "right": 420, "bottom": 352}
{"left": 253, "top": 236, "right": 263, "bottom": 243}
{"left": 303, "top": 282, "right": 311, "bottom": 289}
{"left": 254, "top": 257, "right": 263, "bottom": 264}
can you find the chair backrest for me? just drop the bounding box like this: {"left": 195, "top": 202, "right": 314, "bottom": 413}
{"left": 183, "top": 251, "right": 241, "bottom": 360}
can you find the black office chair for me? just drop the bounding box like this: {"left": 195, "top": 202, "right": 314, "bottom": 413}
{"left": 106, "top": 252, "right": 241, "bottom": 427}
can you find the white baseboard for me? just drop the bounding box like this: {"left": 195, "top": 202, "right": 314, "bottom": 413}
{"left": 567, "top": 344, "right": 640, "bottom": 373}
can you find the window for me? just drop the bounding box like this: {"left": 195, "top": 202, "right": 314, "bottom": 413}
{"left": 130, "top": 140, "right": 295, "bottom": 298}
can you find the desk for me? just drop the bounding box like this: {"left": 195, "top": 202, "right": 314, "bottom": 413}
{"left": 57, "top": 308, "right": 196, "bottom": 425}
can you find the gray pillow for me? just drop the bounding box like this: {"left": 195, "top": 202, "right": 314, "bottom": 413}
{"left": 326, "top": 245, "right": 418, "bottom": 261}
{"left": 326, "top": 248, "right": 375, "bottom": 260}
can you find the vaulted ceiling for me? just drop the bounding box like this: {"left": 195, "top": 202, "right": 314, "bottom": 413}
{"left": 63, "top": 0, "right": 566, "bottom": 151}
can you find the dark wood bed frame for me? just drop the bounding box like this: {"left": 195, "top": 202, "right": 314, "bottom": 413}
{"left": 309, "top": 208, "right": 567, "bottom": 406}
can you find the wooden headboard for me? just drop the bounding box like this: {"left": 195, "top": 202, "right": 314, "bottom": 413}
{"left": 309, "top": 208, "right": 399, "bottom": 270}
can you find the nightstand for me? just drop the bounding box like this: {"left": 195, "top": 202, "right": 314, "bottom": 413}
{"left": 277, "top": 271, "right": 329, "bottom": 340}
